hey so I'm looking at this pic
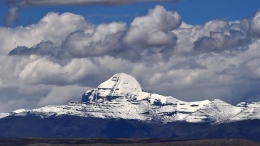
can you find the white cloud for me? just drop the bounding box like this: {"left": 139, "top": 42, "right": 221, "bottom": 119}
{"left": 1, "top": 6, "right": 260, "bottom": 113}
{"left": 250, "top": 11, "right": 260, "bottom": 36}
{"left": 205, "top": 20, "right": 230, "bottom": 32}
{"left": 124, "top": 5, "right": 181, "bottom": 47}
{"left": 39, "top": 85, "right": 88, "bottom": 106}
{"left": 0, "top": 12, "right": 90, "bottom": 54}
{"left": 60, "top": 22, "right": 127, "bottom": 58}
{"left": 240, "top": 11, "right": 260, "bottom": 37}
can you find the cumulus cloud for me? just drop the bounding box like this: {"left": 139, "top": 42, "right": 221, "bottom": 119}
{"left": 0, "top": 85, "right": 52, "bottom": 112}
{"left": 9, "top": 41, "right": 58, "bottom": 56}
{"left": 8, "top": 22, "right": 127, "bottom": 59}
{"left": 204, "top": 20, "right": 230, "bottom": 32}
{"left": 240, "top": 11, "right": 260, "bottom": 37}
{"left": 0, "top": 12, "right": 90, "bottom": 54}
{"left": 194, "top": 29, "right": 250, "bottom": 53}
{"left": 60, "top": 22, "right": 127, "bottom": 58}
{"left": 1, "top": 6, "right": 260, "bottom": 112}
{"left": 124, "top": 5, "right": 181, "bottom": 47}
{"left": 8, "top": 6, "right": 181, "bottom": 61}
{"left": 249, "top": 11, "right": 260, "bottom": 37}
{"left": 39, "top": 85, "right": 88, "bottom": 106}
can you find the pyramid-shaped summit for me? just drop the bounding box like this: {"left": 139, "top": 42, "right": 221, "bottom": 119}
{"left": 82, "top": 73, "right": 144, "bottom": 103}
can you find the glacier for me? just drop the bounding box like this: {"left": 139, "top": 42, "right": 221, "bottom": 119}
{"left": 2, "top": 73, "right": 260, "bottom": 124}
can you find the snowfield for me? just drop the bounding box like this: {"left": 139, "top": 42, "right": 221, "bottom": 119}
{"left": 2, "top": 73, "right": 260, "bottom": 124}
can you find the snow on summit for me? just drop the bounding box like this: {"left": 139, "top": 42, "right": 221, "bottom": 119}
{"left": 96, "top": 73, "right": 143, "bottom": 99}
{"left": 1, "top": 73, "right": 260, "bottom": 124}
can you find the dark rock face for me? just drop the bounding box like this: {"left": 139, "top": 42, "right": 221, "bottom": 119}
{"left": 81, "top": 90, "right": 93, "bottom": 103}
{"left": 0, "top": 116, "right": 260, "bottom": 141}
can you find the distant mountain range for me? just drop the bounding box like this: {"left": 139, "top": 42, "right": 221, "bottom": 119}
{"left": 0, "top": 73, "right": 260, "bottom": 140}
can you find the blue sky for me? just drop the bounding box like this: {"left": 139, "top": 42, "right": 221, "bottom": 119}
{"left": 0, "top": 0, "right": 259, "bottom": 27}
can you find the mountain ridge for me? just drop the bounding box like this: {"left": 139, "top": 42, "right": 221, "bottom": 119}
{"left": 1, "top": 73, "right": 260, "bottom": 124}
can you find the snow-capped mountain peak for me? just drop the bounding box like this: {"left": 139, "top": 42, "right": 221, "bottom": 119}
{"left": 82, "top": 73, "right": 147, "bottom": 103}
{"left": 1, "top": 73, "right": 260, "bottom": 125}
{"left": 97, "top": 73, "right": 143, "bottom": 98}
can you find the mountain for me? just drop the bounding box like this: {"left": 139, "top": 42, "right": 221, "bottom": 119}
{"left": 0, "top": 73, "right": 260, "bottom": 140}
{"left": 3, "top": 73, "right": 260, "bottom": 124}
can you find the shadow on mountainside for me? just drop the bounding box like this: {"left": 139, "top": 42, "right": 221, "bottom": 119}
{"left": 1, "top": 116, "right": 260, "bottom": 142}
